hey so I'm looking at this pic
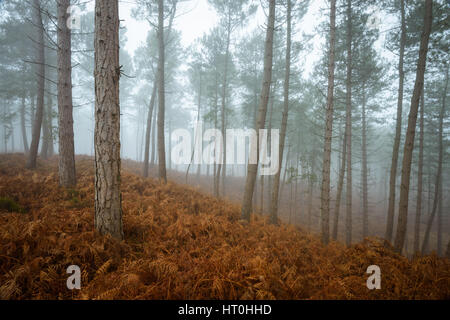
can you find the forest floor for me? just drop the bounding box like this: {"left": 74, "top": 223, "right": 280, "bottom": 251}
{"left": 0, "top": 154, "right": 449, "bottom": 300}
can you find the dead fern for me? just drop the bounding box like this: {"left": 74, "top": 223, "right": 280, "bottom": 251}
{"left": 0, "top": 154, "right": 449, "bottom": 300}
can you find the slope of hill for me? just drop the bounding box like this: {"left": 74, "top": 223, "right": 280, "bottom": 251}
{"left": 0, "top": 154, "right": 448, "bottom": 300}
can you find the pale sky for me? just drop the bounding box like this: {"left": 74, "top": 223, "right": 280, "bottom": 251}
{"left": 119, "top": 0, "right": 219, "bottom": 53}
{"left": 117, "top": 0, "right": 326, "bottom": 77}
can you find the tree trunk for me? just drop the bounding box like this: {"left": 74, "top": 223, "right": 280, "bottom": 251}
{"left": 151, "top": 95, "right": 157, "bottom": 166}
{"left": 213, "top": 72, "right": 220, "bottom": 197}
{"left": 320, "top": 0, "right": 336, "bottom": 245}
{"left": 57, "top": 0, "right": 76, "bottom": 187}
{"left": 413, "top": 91, "right": 425, "bottom": 254}
{"left": 394, "top": 0, "right": 432, "bottom": 253}
{"left": 421, "top": 65, "right": 447, "bottom": 254}
{"left": 41, "top": 92, "right": 54, "bottom": 158}
{"left": 20, "top": 91, "right": 29, "bottom": 154}
{"left": 30, "top": 91, "right": 36, "bottom": 139}
{"left": 143, "top": 83, "right": 157, "bottom": 177}
{"left": 307, "top": 178, "right": 314, "bottom": 231}
{"left": 265, "top": 83, "right": 275, "bottom": 214}
{"left": 294, "top": 157, "right": 299, "bottom": 223}
{"left": 345, "top": 0, "right": 353, "bottom": 247}
{"left": 241, "top": 0, "right": 275, "bottom": 221}
{"left": 385, "top": 0, "right": 406, "bottom": 243}
{"left": 260, "top": 174, "right": 264, "bottom": 214}
{"left": 361, "top": 81, "right": 369, "bottom": 239}
{"left": 27, "top": 0, "right": 45, "bottom": 169}
{"left": 186, "top": 70, "right": 202, "bottom": 183}
{"left": 279, "top": 145, "right": 291, "bottom": 208}
{"left": 216, "top": 20, "right": 231, "bottom": 198}
{"left": 332, "top": 122, "right": 347, "bottom": 240}
{"left": 94, "top": 0, "right": 123, "bottom": 240}
{"left": 270, "top": 0, "right": 292, "bottom": 225}
{"left": 446, "top": 240, "right": 450, "bottom": 259}
{"left": 157, "top": 0, "right": 167, "bottom": 184}
{"left": 437, "top": 177, "right": 442, "bottom": 255}
{"left": 40, "top": 95, "right": 50, "bottom": 159}
{"left": 47, "top": 96, "right": 54, "bottom": 157}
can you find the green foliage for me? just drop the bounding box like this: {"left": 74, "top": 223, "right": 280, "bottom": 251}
{"left": 0, "top": 197, "right": 25, "bottom": 214}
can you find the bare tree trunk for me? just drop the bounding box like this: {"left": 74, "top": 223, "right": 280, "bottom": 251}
{"left": 168, "top": 120, "right": 172, "bottom": 170}
{"left": 151, "top": 96, "right": 157, "bottom": 166}
{"left": 40, "top": 95, "right": 50, "bottom": 159}
{"left": 279, "top": 145, "right": 291, "bottom": 207}
{"left": 241, "top": 0, "right": 275, "bottom": 221}
{"left": 332, "top": 122, "right": 347, "bottom": 240}
{"left": 320, "top": 0, "right": 336, "bottom": 245}
{"left": 216, "top": 20, "right": 231, "bottom": 198}
{"left": 413, "top": 91, "right": 425, "bottom": 254}
{"left": 21, "top": 91, "right": 29, "bottom": 154}
{"left": 294, "top": 157, "right": 299, "bottom": 223}
{"left": 57, "top": 0, "right": 76, "bottom": 187}
{"left": 385, "top": 0, "right": 406, "bottom": 243}
{"left": 394, "top": 0, "right": 432, "bottom": 253}
{"left": 143, "top": 83, "right": 157, "bottom": 177}
{"left": 421, "top": 65, "right": 447, "bottom": 254}
{"left": 30, "top": 91, "right": 36, "bottom": 135}
{"left": 437, "top": 177, "right": 442, "bottom": 255}
{"left": 361, "top": 81, "right": 369, "bottom": 239}
{"left": 213, "top": 72, "right": 220, "bottom": 197}
{"left": 47, "top": 96, "right": 54, "bottom": 157}
{"left": 307, "top": 177, "right": 313, "bottom": 231}
{"left": 270, "top": 0, "right": 292, "bottom": 225}
{"left": 156, "top": 0, "right": 167, "bottom": 183}
{"left": 27, "top": 0, "right": 45, "bottom": 169}
{"left": 260, "top": 174, "right": 264, "bottom": 214}
{"left": 345, "top": 0, "right": 353, "bottom": 247}
{"left": 94, "top": 0, "right": 123, "bottom": 240}
{"left": 446, "top": 240, "right": 450, "bottom": 259}
{"left": 3, "top": 106, "right": 8, "bottom": 153}
{"left": 264, "top": 83, "right": 275, "bottom": 214}
{"left": 221, "top": 28, "right": 231, "bottom": 198}
{"left": 186, "top": 71, "right": 202, "bottom": 183}
{"left": 41, "top": 89, "right": 54, "bottom": 159}
{"left": 43, "top": 92, "right": 54, "bottom": 158}
{"left": 289, "top": 173, "right": 293, "bottom": 224}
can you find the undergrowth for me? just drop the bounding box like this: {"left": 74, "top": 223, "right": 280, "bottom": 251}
{"left": 0, "top": 154, "right": 448, "bottom": 300}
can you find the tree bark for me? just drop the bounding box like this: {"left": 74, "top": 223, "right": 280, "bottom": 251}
{"left": 394, "top": 0, "right": 432, "bottom": 253}
{"left": 320, "top": 0, "right": 336, "bottom": 245}
{"left": 186, "top": 69, "right": 202, "bottom": 183}
{"left": 241, "top": 0, "right": 275, "bottom": 221}
{"left": 421, "top": 65, "right": 447, "bottom": 254}
{"left": 20, "top": 91, "right": 29, "bottom": 154}
{"left": 47, "top": 96, "right": 54, "bottom": 157}
{"left": 361, "top": 81, "right": 369, "bottom": 239}
{"left": 57, "top": 0, "right": 76, "bottom": 187}
{"left": 270, "top": 0, "right": 292, "bottom": 225}
{"left": 437, "top": 177, "right": 442, "bottom": 255}
{"left": 143, "top": 83, "right": 157, "bottom": 177}
{"left": 446, "top": 240, "right": 450, "bottom": 259}
{"left": 216, "top": 18, "right": 232, "bottom": 198}
{"left": 413, "top": 91, "right": 425, "bottom": 254}
{"left": 94, "top": 0, "right": 123, "bottom": 240}
{"left": 307, "top": 175, "right": 314, "bottom": 231}
{"left": 213, "top": 72, "right": 220, "bottom": 197}
{"left": 385, "top": 0, "right": 406, "bottom": 243}
{"left": 157, "top": 0, "right": 167, "bottom": 184}
{"left": 40, "top": 94, "right": 50, "bottom": 159}
{"left": 345, "top": 0, "right": 353, "bottom": 247}
{"left": 27, "top": 0, "right": 45, "bottom": 169}
{"left": 151, "top": 95, "right": 158, "bottom": 166}
{"left": 332, "top": 122, "right": 347, "bottom": 240}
